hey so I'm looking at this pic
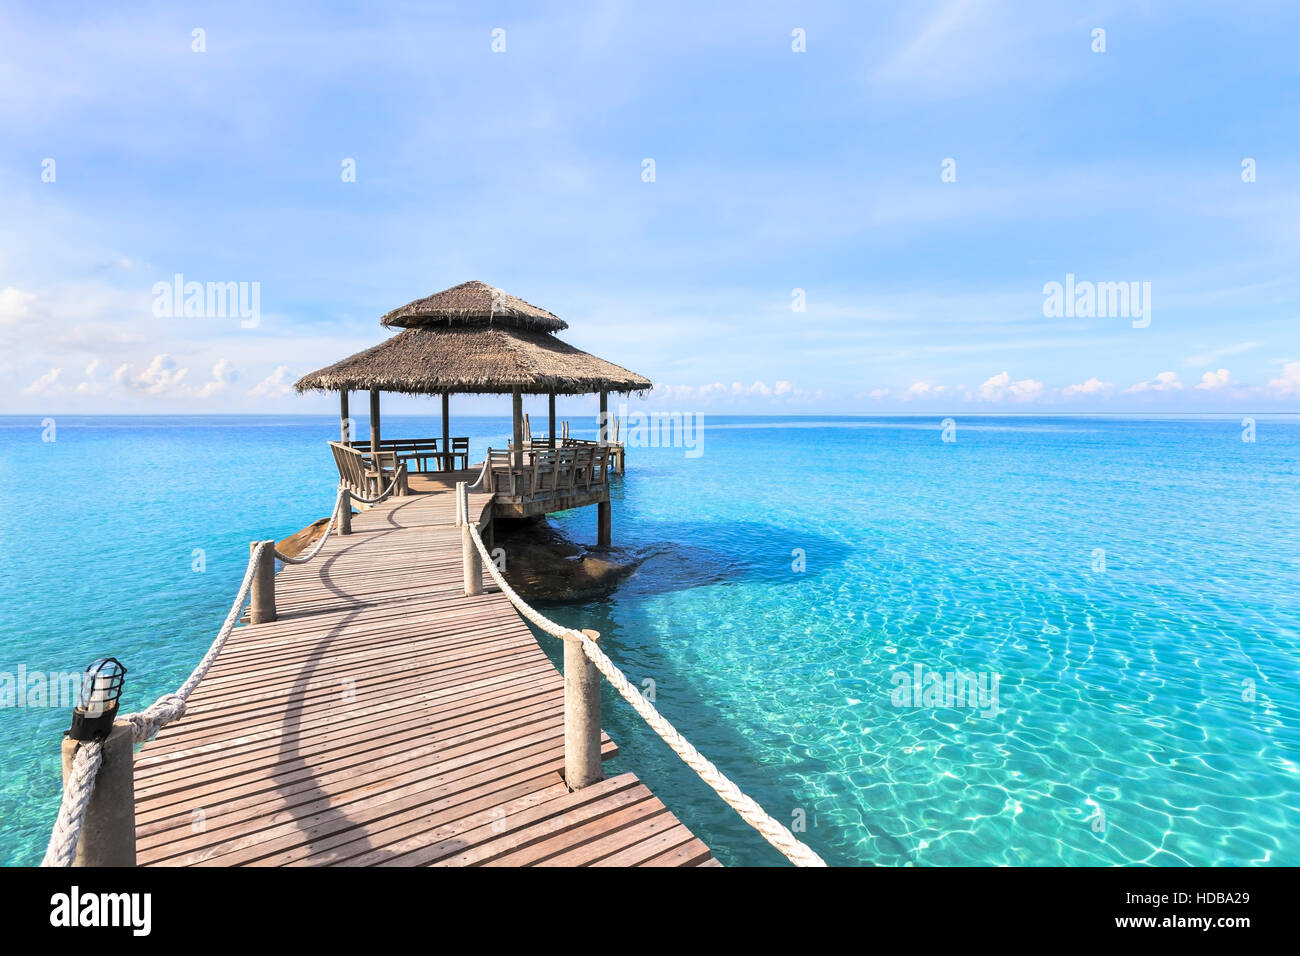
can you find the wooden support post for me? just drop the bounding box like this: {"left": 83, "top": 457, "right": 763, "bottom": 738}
{"left": 60, "top": 722, "right": 136, "bottom": 866}
{"left": 548, "top": 392, "right": 556, "bottom": 449}
{"left": 441, "top": 393, "right": 451, "bottom": 473}
{"left": 460, "top": 482, "right": 482, "bottom": 596}
{"left": 564, "top": 629, "right": 603, "bottom": 791}
{"left": 339, "top": 488, "right": 352, "bottom": 535}
{"left": 369, "top": 388, "right": 381, "bottom": 458}
{"left": 598, "top": 390, "right": 609, "bottom": 443}
{"left": 249, "top": 540, "right": 277, "bottom": 623}
{"left": 597, "top": 499, "right": 611, "bottom": 548}
{"left": 511, "top": 388, "right": 524, "bottom": 469}
{"left": 340, "top": 391, "right": 350, "bottom": 442}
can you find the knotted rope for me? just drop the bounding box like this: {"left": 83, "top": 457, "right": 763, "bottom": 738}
{"left": 40, "top": 741, "right": 104, "bottom": 867}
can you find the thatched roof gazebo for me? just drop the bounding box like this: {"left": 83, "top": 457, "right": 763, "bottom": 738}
{"left": 295, "top": 281, "right": 652, "bottom": 542}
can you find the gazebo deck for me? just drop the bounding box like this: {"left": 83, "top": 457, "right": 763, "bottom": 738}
{"left": 403, "top": 457, "right": 615, "bottom": 520}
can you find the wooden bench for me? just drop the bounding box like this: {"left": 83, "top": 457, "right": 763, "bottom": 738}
{"left": 329, "top": 441, "right": 406, "bottom": 497}
{"left": 346, "top": 437, "right": 469, "bottom": 473}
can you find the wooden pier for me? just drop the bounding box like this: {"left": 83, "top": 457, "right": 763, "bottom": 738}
{"left": 131, "top": 480, "right": 717, "bottom": 867}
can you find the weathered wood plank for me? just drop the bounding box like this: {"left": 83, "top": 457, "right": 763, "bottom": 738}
{"left": 134, "top": 477, "right": 714, "bottom": 867}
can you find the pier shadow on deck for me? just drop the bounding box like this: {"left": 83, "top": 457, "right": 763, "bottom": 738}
{"left": 132, "top": 483, "right": 718, "bottom": 867}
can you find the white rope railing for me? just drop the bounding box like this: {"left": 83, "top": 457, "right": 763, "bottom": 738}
{"left": 42, "top": 540, "right": 269, "bottom": 866}
{"left": 467, "top": 453, "right": 492, "bottom": 492}
{"left": 274, "top": 483, "right": 345, "bottom": 564}
{"left": 348, "top": 470, "right": 402, "bottom": 505}
{"left": 460, "top": 489, "right": 826, "bottom": 867}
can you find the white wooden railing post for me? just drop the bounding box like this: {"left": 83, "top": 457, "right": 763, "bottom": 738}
{"left": 564, "top": 629, "right": 603, "bottom": 790}
{"left": 249, "top": 540, "right": 277, "bottom": 623}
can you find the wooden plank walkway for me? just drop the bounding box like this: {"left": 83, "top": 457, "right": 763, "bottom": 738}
{"left": 133, "top": 482, "right": 717, "bottom": 866}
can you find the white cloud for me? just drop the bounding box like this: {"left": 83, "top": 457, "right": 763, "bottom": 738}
{"left": 649, "top": 380, "right": 807, "bottom": 403}
{"left": 195, "top": 359, "right": 240, "bottom": 398}
{"left": 22, "top": 367, "right": 63, "bottom": 396}
{"left": 977, "top": 370, "right": 1043, "bottom": 402}
{"left": 869, "top": 388, "right": 890, "bottom": 399}
{"left": 248, "top": 365, "right": 294, "bottom": 399}
{"left": 1061, "top": 377, "right": 1114, "bottom": 398}
{"left": 76, "top": 359, "right": 107, "bottom": 395}
{"left": 1195, "top": 368, "right": 1231, "bottom": 391}
{"left": 905, "top": 381, "right": 946, "bottom": 398}
{"left": 119, "top": 354, "right": 189, "bottom": 394}
{"left": 1267, "top": 361, "right": 1300, "bottom": 396}
{"left": 0, "top": 287, "right": 38, "bottom": 325}
{"left": 1125, "top": 371, "right": 1183, "bottom": 393}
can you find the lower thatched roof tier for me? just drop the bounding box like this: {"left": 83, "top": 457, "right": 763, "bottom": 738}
{"left": 294, "top": 326, "right": 653, "bottom": 396}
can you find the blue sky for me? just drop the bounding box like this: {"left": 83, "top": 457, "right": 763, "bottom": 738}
{"left": 3, "top": 0, "right": 1299, "bottom": 415}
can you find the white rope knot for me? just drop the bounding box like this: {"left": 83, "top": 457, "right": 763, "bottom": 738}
{"left": 127, "top": 693, "right": 188, "bottom": 742}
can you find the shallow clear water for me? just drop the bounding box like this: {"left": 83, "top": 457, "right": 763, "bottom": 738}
{"left": 2, "top": 415, "right": 1298, "bottom": 866}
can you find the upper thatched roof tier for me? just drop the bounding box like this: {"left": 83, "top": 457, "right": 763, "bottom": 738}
{"left": 380, "top": 280, "right": 568, "bottom": 332}
{"left": 294, "top": 326, "right": 652, "bottom": 396}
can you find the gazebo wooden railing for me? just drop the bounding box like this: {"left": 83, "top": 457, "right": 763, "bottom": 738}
{"left": 481, "top": 445, "right": 611, "bottom": 511}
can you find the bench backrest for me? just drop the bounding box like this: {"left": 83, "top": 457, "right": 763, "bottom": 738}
{"left": 329, "top": 441, "right": 371, "bottom": 493}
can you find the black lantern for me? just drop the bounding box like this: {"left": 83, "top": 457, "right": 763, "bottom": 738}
{"left": 68, "top": 658, "right": 127, "bottom": 741}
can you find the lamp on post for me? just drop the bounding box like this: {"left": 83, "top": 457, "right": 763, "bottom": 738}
{"left": 68, "top": 658, "right": 126, "bottom": 742}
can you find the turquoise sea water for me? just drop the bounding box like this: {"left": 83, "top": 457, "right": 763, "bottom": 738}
{"left": 2, "top": 414, "right": 1298, "bottom": 866}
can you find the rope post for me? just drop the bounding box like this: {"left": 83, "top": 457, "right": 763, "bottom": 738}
{"left": 339, "top": 488, "right": 352, "bottom": 535}
{"left": 460, "top": 482, "right": 482, "bottom": 596}
{"left": 564, "top": 629, "right": 603, "bottom": 791}
{"left": 249, "top": 540, "right": 277, "bottom": 623}
{"left": 59, "top": 723, "right": 136, "bottom": 866}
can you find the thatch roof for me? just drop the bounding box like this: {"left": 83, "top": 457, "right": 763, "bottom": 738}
{"left": 294, "top": 325, "right": 652, "bottom": 396}
{"left": 380, "top": 280, "right": 568, "bottom": 333}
